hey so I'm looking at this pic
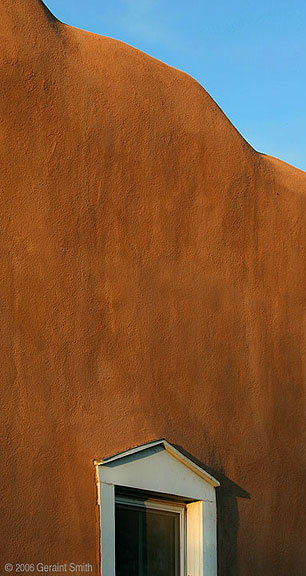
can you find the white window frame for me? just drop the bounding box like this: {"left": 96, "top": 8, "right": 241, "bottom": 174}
{"left": 95, "top": 439, "right": 220, "bottom": 576}
{"left": 115, "top": 495, "right": 186, "bottom": 576}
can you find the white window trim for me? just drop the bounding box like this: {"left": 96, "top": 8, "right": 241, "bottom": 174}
{"left": 95, "top": 439, "right": 220, "bottom": 576}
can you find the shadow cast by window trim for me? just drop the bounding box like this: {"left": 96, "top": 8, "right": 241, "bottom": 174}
{"left": 173, "top": 444, "right": 250, "bottom": 576}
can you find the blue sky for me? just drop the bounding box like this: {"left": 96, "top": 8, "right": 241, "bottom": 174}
{"left": 44, "top": 0, "right": 306, "bottom": 172}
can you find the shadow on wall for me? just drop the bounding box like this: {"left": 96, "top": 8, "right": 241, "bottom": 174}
{"left": 174, "top": 445, "right": 250, "bottom": 576}
{"left": 215, "top": 472, "right": 250, "bottom": 576}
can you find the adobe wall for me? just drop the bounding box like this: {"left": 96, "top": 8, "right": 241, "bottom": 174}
{"left": 1, "top": 1, "right": 306, "bottom": 574}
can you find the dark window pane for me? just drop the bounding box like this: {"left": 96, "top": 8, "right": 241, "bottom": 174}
{"left": 115, "top": 503, "right": 181, "bottom": 576}
{"left": 144, "top": 508, "right": 180, "bottom": 576}
{"left": 115, "top": 505, "right": 140, "bottom": 576}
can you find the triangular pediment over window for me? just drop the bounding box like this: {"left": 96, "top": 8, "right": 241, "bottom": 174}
{"left": 97, "top": 438, "right": 219, "bottom": 500}
{"left": 96, "top": 439, "right": 219, "bottom": 576}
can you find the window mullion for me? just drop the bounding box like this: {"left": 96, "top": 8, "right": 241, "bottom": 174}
{"left": 138, "top": 509, "right": 143, "bottom": 576}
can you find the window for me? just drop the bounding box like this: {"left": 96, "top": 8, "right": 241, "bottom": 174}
{"left": 95, "top": 439, "right": 219, "bottom": 576}
{"left": 115, "top": 495, "right": 185, "bottom": 576}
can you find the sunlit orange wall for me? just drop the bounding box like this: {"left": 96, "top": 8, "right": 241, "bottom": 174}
{"left": 1, "top": 2, "right": 306, "bottom": 575}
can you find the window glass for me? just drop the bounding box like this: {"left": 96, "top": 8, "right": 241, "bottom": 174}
{"left": 115, "top": 502, "right": 181, "bottom": 576}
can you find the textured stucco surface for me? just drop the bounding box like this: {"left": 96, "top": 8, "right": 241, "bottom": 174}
{"left": 1, "top": 1, "right": 306, "bottom": 574}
